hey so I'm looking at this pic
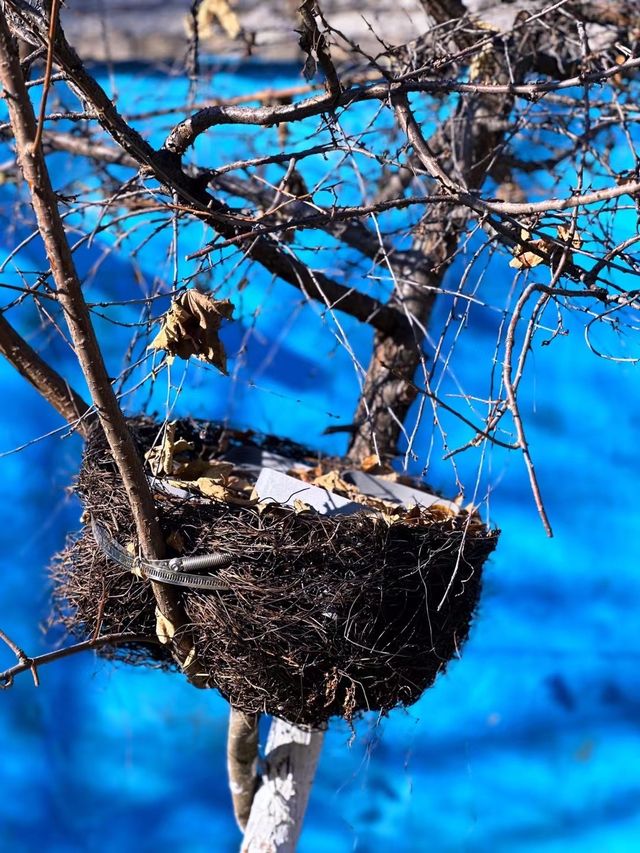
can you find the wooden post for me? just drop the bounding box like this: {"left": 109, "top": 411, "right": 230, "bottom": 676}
{"left": 242, "top": 720, "right": 324, "bottom": 853}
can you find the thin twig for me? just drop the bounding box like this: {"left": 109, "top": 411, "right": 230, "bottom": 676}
{"left": 0, "top": 632, "right": 160, "bottom": 689}
{"left": 31, "top": 0, "right": 60, "bottom": 154}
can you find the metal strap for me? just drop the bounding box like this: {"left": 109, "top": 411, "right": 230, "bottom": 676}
{"left": 91, "top": 519, "right": 233, "bottom": 591}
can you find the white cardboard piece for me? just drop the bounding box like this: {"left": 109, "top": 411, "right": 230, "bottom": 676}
{"left": 254, "top": 469, "right": 363, "bottom": 516}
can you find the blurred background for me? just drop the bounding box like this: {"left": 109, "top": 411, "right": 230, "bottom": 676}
{"left": 1, "top": 4, "right": 640, "bottom": 851}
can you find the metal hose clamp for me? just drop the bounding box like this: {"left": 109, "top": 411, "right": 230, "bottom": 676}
{"left": 91, "top": 518, "right": 233, "bottom": 591}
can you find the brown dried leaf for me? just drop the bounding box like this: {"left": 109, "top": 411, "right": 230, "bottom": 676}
{"left": 194, "top": 478, "right": 230, "bottom": 501}
{"left": 200, "top": 460, "right": 235, "bottom": 481}
{"left": 197, "top": 0, "right": 242, "bottom": 39}
{"left": 226, "top": 476, "right": 254, "bottom": 494}
{"left": 612, "top": 54, "right": 627, "bottom": 88}
{"left": 360, "top": 453, "right": 393, "bottom": 475}
{"left": 173, "top": 458, "right": 220, "bottom": 479}
{"left": 149, "top": 291, "right": 234, "bottom": 373}
{"left": 557, "top": 225, "right": 582, "bottom": 252}
{"left": 155, "top": 608, "right": 176, "bottom": 645}
{"left": 293, "top": 498, "right": 312, "bottom": 514}
{"left": 194, "top": 476, "right": 256, "bottom": 506}
{"left": 360, "top": 454, "right": 380, "bottom": 472}
{"left": 312, "top": 470, "right": 351, "bottom": 495}
{"left": 509, "top": 228, "right": 550, "bottom": 270}
{"left": 400, "top": 505, "right": 424, "bottom": 526}
{"left": 145, "top": 423, "right": 195, "bottom": 477}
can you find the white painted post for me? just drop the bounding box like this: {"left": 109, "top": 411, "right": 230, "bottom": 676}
{"left": 241, "top": 719, "right": 324, "bottom": 853}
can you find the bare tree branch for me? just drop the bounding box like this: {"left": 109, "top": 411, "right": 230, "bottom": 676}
{"left": 0, "top": 630, "right": 160, "bottom": 689}
{"left": 0, "top": 311, "right": 90, "bottom": 434}
{"left": 0, "top": 12, "right": 203, "bottom": 682}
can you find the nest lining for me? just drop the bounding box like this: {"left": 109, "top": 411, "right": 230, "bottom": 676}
{"left": 51, "top": 417, "right": 499, "bottom": 727}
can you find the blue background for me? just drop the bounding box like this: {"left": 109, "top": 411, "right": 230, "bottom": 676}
{"left": 0, "top": 61, "right": 639, "bottom": 852}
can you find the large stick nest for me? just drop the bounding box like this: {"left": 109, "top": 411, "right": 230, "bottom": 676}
{"left": 51, "top": 418, "right": 498, "bottom": 727}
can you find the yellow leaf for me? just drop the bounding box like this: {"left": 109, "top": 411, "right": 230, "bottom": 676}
{"left": 155, "top": 608, "right": 176, "bottom": 645}
{"left": 360, "top": 454, "right": 380, "bottom": 472}
{"left": 359, "top": 453, "right": 393, "bottom": 475}
{"left": 557, "top": 225, "right": 582, "bottom": 251}
{"left": 197, "top": 0, "right": 242, "bottom": 40}
{"left": 145, "top": 422, "right": 195, "bottom": 477}
{"left": 194, "top": 476, "right": 255, "bottom": 506}
{"left": 194, "top": 478, "right": 230, "bottom": 501}
{"left": 312, "top": 470, "right": 351, "bottom": 494}
{"left": 510, "top": 229, "right": 549, "bottom": 269}
{"left": 149, "top": 290, "right": 234, "bottom": 374}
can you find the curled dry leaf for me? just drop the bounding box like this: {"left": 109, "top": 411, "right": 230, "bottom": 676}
{"left": 155, "top": 608, "right": 176, "bottom": 645}
{"left": 145, "top": 422, "right": 194, "bottom": 477}
{"left": 312, "top": 470, "right": 352, "bottom": 494}
{"left": 556, "top": 225, "right": 582, "bottom": 263}
{"left": 360, "top": 453, "right": 381, "bottom": 472}
{"left": 197, "top": 0, "right": 242, "bottom": 39}
{"left": 509, "top": 228, "right": 550, "bottom": 269}
{"left": 359, "top": 453, "right": 394, "bottom": 475}
{"left": 510, "top": 226, "right": 583, "bottom": 270}
{"left": 193, "top": 474, "right": 256, "bottom": 506}
{"left": 149, "top": 290, "right": 234, "bottom": 374}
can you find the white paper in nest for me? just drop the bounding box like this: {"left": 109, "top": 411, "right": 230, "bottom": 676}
{"left": 150, "top": 443, "right": 459, "bottom": 516}
{"left": 254, "top": 469, "right": 363, "bottom": 517}
{"left": 254, "top": 467, "right": 459, "bottom": 517}
{"left": 342, "top": 470, "right": 459, "bottom": 514}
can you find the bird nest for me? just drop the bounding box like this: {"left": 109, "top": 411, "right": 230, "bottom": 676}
{"left": 51, "top": 417, "right": 499, "bottom": 727}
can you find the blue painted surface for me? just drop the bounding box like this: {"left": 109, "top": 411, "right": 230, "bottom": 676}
{"left": 0, "top": 61, "right": 639, "bottom": 853}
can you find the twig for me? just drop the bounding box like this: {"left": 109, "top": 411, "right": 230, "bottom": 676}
{"left": 0, "top": 311, "right": 91, "bottom": 436}
{"left": 502, "top": 282, "right": 554, "bottom": 537}
{"left": 31, "top": 0, "right": 60, "bottom": 154}
{"left": 0, "top": 627, "right": 39, "bottom": 687}
{"left": 0, "top": 631, "right": 160, "bottom": 689}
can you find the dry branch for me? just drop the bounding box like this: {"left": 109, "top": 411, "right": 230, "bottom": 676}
{"left": 0, "top": 12, "right": 203, "bottom": 682}
{"left": 0, "top": 312, "right": 90, "bottom": 434}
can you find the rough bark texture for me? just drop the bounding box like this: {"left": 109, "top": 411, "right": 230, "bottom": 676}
{"left": 0, "top": 10, "right": 202, "bottom": 682}
{"left": 228, "top": 709, "right": 260, "bottom": 831}
{"left": 347, "top": 7, "right": 527, "bottom": 462}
